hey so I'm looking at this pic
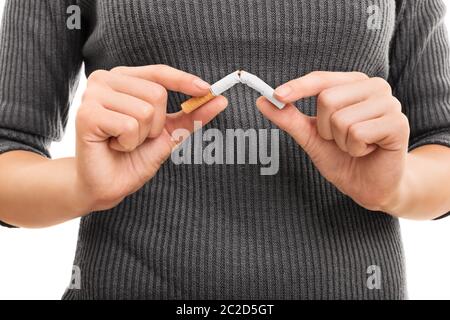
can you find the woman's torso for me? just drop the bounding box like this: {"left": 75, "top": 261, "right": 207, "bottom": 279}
{"left": 63, "top": 0, "right": 406, "bottom": 300}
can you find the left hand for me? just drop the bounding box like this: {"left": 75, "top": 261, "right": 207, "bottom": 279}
{"left": 256, "top": 71, "right": 410, "bottom": 213}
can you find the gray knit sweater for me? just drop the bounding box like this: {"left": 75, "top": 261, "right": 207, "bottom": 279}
{"left": 1, "top": 0, "right": 450, "bottom": 300}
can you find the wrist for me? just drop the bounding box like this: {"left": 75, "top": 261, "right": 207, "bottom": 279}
{"left": 380, "top": 155, "right": 416, "bottom": 218}
{"left": 70, "top": 159, "right": 98, "bottom": 217}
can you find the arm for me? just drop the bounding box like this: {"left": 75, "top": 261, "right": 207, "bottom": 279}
{"left": 0, "top": 152, "right": 89, "bottom": 228}
{"left": 258, "top": 0, "right": 450, "bottom": 221}
{"left": 257, "top": 71, "right": 450, "bottom": 222}
{"left": 389, "top": 145, "right": 450, "bottom": 220}
{"left": 0, "top": 3, "right": 226, "bottom": 228}
{"left": 0, "top": 65, "right": 227, "bottom": 229}
{"left": 0, "top": 0, "right": 85, "bottom": 228}
{"left": 382, "top": 0, "right": 450, "bottom": 220}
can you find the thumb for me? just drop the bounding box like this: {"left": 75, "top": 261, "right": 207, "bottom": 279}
{"left": 256, "top": 97, "right": 317, "bottom": 153}
{"left": 166, "top": 95, "right": 229, "bottom": 143}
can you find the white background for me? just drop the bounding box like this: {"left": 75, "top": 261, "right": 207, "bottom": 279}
{"left": 0, "top": 3, "right": 449, "bottom": 300}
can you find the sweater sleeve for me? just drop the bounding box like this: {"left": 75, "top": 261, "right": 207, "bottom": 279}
{"left": 0, "top": 0, "right": 84, "bottom": 227}
{"left": 389, "top": 0, "right": 450, "bottom": 219}
{"left": 389, "top": 0, "right": 450, "bottom": 150}
{"left": 0, "top": 0, "right": 84, "bottom": 157}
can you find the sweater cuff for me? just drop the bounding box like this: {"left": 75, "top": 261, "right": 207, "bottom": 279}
{"left": 0, "top": 127, "right": 52, "bottom": 158}
{"left": 0, "top": 138, "right": 51, "bottom": 158}
{"left": 409, "top": 129, "right": 450, "bottom": 152}
{"left": 0, "top": 220, "right": 17, "bottom": 228}
{"left": 434, "top": 213, "right": 450, "bottom": 220}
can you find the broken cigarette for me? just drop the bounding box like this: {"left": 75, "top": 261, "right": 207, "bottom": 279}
{"left": 181, "top": 70, "right": 285, "bottom": 113}
{"left": 181, "top": 71, "right": 241, "bottom": 114}
{"left": 239, "top": 71, "right": 285, "bottom": 109}
{"left": 181, "top": 91, "right": 217, "bottom": 114}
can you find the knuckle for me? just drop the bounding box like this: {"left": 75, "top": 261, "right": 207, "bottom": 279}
{"left": 149, "top": 64, "right": 166, "bottom": 73}
{"left": 309, "top": 70, "right": 325, "bottom": 77}
{"left": 330, "top": 112, "right": 350, "bottom": 131}
{"left": 371, "top": 77, "right": 392, "bottom": 93}
{"left": 76, "top": 105, "right": 98, "bottom": 133}
{"left": 110, "top": 66, "right": 128, "bottom": 74}
{"left": 390, "top": 97, "right": 402, "bottom": 112}
{"left": 151, "top": 85, "right": 168, "bottom": 102}
{"left": 399, "top": 112, "right": 410, "bottom": 125}
{"left": 307, "top": 71, "right": 326, "bottom": 84}
{"left": 398, "top": 113, "right": 411, "bottom": 134}
{"left": 317, "top": 89, "right": 337, "bottom": 108}
{"left": 348, "top": 124, "right": 363, "bottom": 141}
{"left": 88, "top": 69, "right": 109, "bottom": 83}
{"left": 153, "top": 64, "right": 165, "bottom": 69}
{"left": 189, "top": 74, "right": 201, "bottom": 85}
{"left": 139, "top": 104, "right": 155, "bottom": 123}
{"left": 123, "top": 118, "right": 139, "bottom": 135}
{"left": 140, "top": 104, "right": 154, "bottom": 122}
{"left": 351, "top": 71, "right": 369, "bottom": 80}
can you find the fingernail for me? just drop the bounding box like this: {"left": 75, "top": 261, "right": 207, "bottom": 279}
{"left": 194, "top": 78, "right": 211, "bottom": 90}
{"left": 275, "top": 85, "right": 292, "bottom": 99}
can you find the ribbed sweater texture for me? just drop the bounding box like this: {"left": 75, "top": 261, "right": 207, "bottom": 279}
{"left": 1, "top": 0, "right": 450, "bottom": 300}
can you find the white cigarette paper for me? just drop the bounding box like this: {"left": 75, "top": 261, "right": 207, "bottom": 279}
{"left": 181, "top": 70, "right": 286, "bottom": 113}
{"left": 239, "top": 71, "right": 285, "bottom": 109}
{"left": 210, "top": 71, "right": 241, "bottom": 96}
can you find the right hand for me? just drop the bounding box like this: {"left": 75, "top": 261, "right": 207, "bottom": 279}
{"left": 75, "top": 65, "right": 228, "bottom": 211}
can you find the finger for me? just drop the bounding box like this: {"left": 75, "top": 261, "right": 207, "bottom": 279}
{"left": 316, "top": 78, "right": 393, "bottom": 140}
{"left": 89, "top": 70, "right": 170, "bottom": 138}
{"left": 103, "top": 70, "right": 169, "bottom": 138}
{"left": 77, "top": 103, "right": 140, "bottom": 152}
{"left": 132, "top": 95, "right": 227, "bottom": 170}
{"left": 256, "top": 97, "right": 316, "bottom": 152}
{"left": 95, "top": 70, "right": 166, "bottom": 104}
{"left": 111, "top": 65, "right": 211, "bottom": 97}
{"left": 274, "top": 71, "right": 369, "bottom": 103}
{"left": 346, "top": 113, "right": 410, "bottom": 157}
{"left": 329, "top": 95, "right": 401, "bottom": 152}
{"left": 85, "top": 85, "right": 155, "bottom": 143}
{"left": 166, "top": 96, "right": 228, "bottom": 142}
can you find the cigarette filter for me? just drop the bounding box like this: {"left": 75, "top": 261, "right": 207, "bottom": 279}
{"left": 181, "top": 91, "right": 216, "bottom": 114}
{"left": 181, "top": 71, "right": 241, "bottom": 114}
